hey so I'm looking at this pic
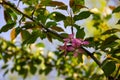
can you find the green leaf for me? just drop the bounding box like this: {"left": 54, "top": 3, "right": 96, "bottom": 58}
{"left": 21, "top": 30, "right": 31, "bottom": 41}
{"left": 0, "top": 22, "right": 16, "bottom": 33}
{"left": 112, "top": 6, "right": 120, "bottom": 13}
{"left": 36, "top": 43, "right": 45, "bottom": 47}
{"left": 76, "top": 28, "right": 85, "bottom": 39}
{"left": 4, "top": 8, "right": 17, "bottom": 23}
{"left": 49, "top": 12, "right": 66, "bottom": 22}
{"left": 56, "top": 5, "right": 68, "bottom": 10}
{"left": 50, "top": 26, "right": 64, "bottom": 32}
{"left": 46, "top": 21, "right": 57, "bottom": 28}
{"left": 4, "top": 10, "right": 12, "bottom": 23}
{"left": 100, "top": 35, "right": 119, "bottom": 50}
{"left": 3, "top": 69, "right": 9, "bottom": 76}
{"left": 48, "top": 1, "right": 66, "bottom": 7}
{"left": 69, "top": 0, "right": 85, "bottom": 13}
{"left": 2, "top": 64, "right": 8, "bottom": 69}
{"left": 64, "top": 16, "right": 74, "bottom": 28}
{"left": 116, "top": 19, "right": 120, "bottom": 24}
{"left": 60, "top": 33, "right": 68, "bottom": 38}
{"left": 101, "top": 35, "right": 119, "bottom": 47}
{"left": 102, "top": 28, "right": 120, "bottom": 35}
{"left": 74, "top": 11, "right": 92, "bottom": 21}
{"left": 44, "top": 67, "right": 52, "bottom": 75}
{"left": 30, "top": 65, "right": 37, "bottom": 75}
{"left": 21, "top": 21, "right": 36, "bottom": 29}
{"left": 102, "top": 61, "right": 116, "bottom": 76}
{"left": 22, "top": 30, "right": 39, "bottom": 44}
{"left": 46, "top": 33, "right": 53, "bottom": 42}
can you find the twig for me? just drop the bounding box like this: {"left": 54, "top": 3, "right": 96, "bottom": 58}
{"left": 70, "top": 9, "right": 74, "bottom": 34}
{"left": 17, "top": 0, "right": 21, "bottom": 8}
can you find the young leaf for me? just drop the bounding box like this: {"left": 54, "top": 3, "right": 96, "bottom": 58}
{"left": 56, "top": 5, "right": 68, "bottom": 10}
{"left": 69, "top": 0, "right": 75, "bottom": 8}
{"left": 49, "top": 1, "right": 65, "bottom": 6}
{"left": 112, "top": 6, "right": 120, "bottom": 13}
{"left": 10, "top": 27, "right": 21, "bottom": 41}
{"left": 69, "top": 0, "right": 85, "bottom": 13}
{"left": 74, "top": 11, "right": 92, "bottom": 21}
{"left": 0, "top": 22, "right": 16, "bottom": 33}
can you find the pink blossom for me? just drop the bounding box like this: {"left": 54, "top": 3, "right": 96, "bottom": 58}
{"left": 63, "top": 33, "right": 74, "bottom": 42}
{"left": 66, "top": 45, "right": 75, "bottom": 51}
{"left": 71, "top": 38, "right": 82, "bottom": 47}
{"left": 59, "top": 33, "right": 89, "bottom": 57}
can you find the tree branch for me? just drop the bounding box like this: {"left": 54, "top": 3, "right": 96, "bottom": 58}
{"left": 81, "top": 47, "right": 102, "bottom": 67}
{"left": 2, "top": 0, "right": 102, "bottom": 68}
{"left": 2, "top": 0, "right": 63, "bottom": 39}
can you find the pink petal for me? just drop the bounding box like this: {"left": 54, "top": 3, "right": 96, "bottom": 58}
{"left": 72, "top": 38, "right": 81, "bottom": 47}
{"left": 73, "top": 52, "right": 78, "bottom": 57}
{"left": 67, "top": 45, "right": 75, "bottom": 51}
{"left": 69, "top": 33, "right": 74, "bottom": 39}
{"left": 82, "top": 41, "right": 89, "bottom": 45}
{"left": 63, "top": 38, "right": 70, "bottom": 42}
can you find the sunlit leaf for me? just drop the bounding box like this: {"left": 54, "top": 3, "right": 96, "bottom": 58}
{"left": 10, "top": 27, "right": 21, "bottom": 41}
{"left": 36, "top": 42, "right": 44, "bottom": 47}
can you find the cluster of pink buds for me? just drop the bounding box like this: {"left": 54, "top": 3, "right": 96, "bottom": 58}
{"left": 59, "top": 34, "right": 89, "bottom": 57}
